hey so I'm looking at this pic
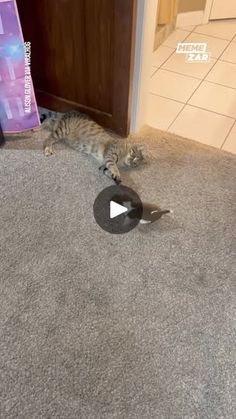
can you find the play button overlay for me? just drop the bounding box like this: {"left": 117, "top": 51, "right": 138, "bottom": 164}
{"left": 93, "top": 185, "right": 143, "bottom": 234}
{"left": 110, "top": 201, "right": 128, "bottom": 219}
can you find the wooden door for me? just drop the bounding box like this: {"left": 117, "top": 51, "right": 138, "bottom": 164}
{"left": 17, "top": 0, "right": 137, "bottom": 136}
{"left": 210, "top": 0, "right": 236, "bottom": 19}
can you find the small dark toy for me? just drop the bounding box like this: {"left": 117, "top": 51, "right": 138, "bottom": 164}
{"left": 139, "top": 203, "right": 171, "bottom": 224}
{"left": 123, "top": 200, "right": 172, "bottom": 224}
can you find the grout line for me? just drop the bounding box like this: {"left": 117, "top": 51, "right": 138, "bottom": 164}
{"left": 157, "top": 63, "right": 236, "bottom": 89}
{"left": 157, "top": 67, "right": 211, "bottom": 81}
{"left": 149, "top": 25, "right": 236, "bottom": 139}
{"left": 185, "top": 37, "right": 233, "bottom": 106}
{"left": 153, "top": 30, "right": 233, "bottom": 81}
{"left": 149, "top": 92, "right": 185, "bottom": 105}
{"left": 220, "top": 119, "right": 236, "bottom": 150}
{"left": 148, "top": 89, "right": 186, "bottom": 133}
{"left": 185, "top": 31, "right": 231, "bottom": 46}
{"left": 151, "top": 50, "right": 178, "bottom": 79}
{"left": 193, "top": 30, "right": 236, "bottom": 42}
{"left": 219, "top": 58, "right": 236, "bottom": 65}
{"left": 158, "top": 45, "right": 176, "bottom": 51}
{"left": 218, "top": 36, "right": 236, "bottom": 60}
{"left": 150, "top": 67, "right": 159, "bottom": 79}
{"left": 151, "top": 30, "right": 193, "bottom": 79}
{"left": 203, "top": 79, "right": 236, "bottom": 91}
{"left": 162, "top": 29, "right": 192, "bottom": 50}
{"left": 167, "top": 103, "right": 186, "bottom": 131}
{"left": 185, "top": 103, "right": 235, "bottom": 120}
{"left": 154, "top": 66, "right": 236, "bottom": 93}
{"left": 167, "top": 101, "right": 236, "bottom": 132}
{"left": 149, "top": 92, "right": 236, "bottom": 121}
{"left": 151, "top": 66, "right": 236, "bottom": 118}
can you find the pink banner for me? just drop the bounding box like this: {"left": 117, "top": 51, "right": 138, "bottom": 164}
{"left": 0, "top": 0, "right": 40, "bottom": 132}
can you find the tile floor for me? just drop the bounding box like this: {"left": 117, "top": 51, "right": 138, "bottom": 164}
{"left": 147, "top": 20, "right": 236, "bottom": 154}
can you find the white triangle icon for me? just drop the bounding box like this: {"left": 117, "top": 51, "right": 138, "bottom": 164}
{"left": 110, "top": 201, "right": 128, "bottom": 219}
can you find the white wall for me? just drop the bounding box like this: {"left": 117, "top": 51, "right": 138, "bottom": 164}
{"left": 178, "top": 0, "right": 206, "bottom": 13}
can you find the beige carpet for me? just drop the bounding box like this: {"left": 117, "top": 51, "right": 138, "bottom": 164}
{"left": 1, "top": 125, "right": 236, "bottom": 419}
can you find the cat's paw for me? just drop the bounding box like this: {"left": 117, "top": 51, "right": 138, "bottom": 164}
{"left": 113, "top": 175, "right": 121, "bottom": 185}
{"left": 44, "top": 146, "right": 54, "bottom": 156}
{"left": 102, "top": 167, "right": 121, "bottom": 184}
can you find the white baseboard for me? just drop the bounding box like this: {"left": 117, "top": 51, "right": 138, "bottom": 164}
{"left": 176, "top": 11, "right": 204, "bottom": 28}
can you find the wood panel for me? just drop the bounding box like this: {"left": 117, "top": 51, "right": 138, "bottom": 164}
{"left": 17, "top": 0, "right": 137, "bottom": 135}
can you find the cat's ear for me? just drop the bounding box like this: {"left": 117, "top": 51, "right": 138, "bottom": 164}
{"left": 130, "top": 146, "right": 137, "bottom": 156}
{"left": 136, "top": 144, "right": 147, "bottom": 153}
{"left": 137, "top": 144, "right": 149, "bottom": 163}
{"left": 130, "top": 143, "right": 146, "bottom": 153}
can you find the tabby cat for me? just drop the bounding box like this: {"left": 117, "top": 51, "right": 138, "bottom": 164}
{"left": 44, "top": 111, "right": 145, "bottom": 184}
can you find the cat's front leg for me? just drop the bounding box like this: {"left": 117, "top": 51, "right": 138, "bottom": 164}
{"left": 100, "top": 160, "right": 121, "bottom": 185}
{"left": 100, "top": 166, "right": 121, "bottom": 185}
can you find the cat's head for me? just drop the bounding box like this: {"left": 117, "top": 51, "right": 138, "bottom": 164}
{"left": 125, "top": 144, "right": 146, "bottom": 167}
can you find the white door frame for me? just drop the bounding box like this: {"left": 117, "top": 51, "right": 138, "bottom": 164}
{"left": 130, "top": 0, "right": 158, "bottom": 133}
{"left": 203, "top": 0, "right": 214, "bottom": 24}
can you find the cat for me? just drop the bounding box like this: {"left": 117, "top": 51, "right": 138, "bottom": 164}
{"left": 44, "top": 111, "right": 145, "bottom": 184}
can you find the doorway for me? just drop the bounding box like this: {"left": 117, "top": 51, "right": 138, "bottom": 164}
{"left": 204, "top": 0, "right": 236, "bottom": 21}
{"left": 131, "top": 0, "right": 236, "bottom": 154}
{"left": 154, "top": 0, "right": 178, "bottom": 50}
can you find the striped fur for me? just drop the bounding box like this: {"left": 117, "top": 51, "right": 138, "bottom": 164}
{"left": 44, "top": 111, "right": 145, "bottom": 184}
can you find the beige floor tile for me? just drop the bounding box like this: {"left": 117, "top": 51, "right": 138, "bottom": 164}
{"left": 206, "top": 60, "right": 236, "bottom": 89}
{"left": 162, "top": 52, "right": 216, "bottom": 79}
{"left": 185, "top": 32, "right": 229, "bottom": 59}
{"left": 162, "top": 29, "right": 190, "bottom": 49}
{"left": 194, "top": 20, "right": 236, "bottom": 41}
{"left": 221, "top": 41, "right": 236, "bottom": 63}
{"left": 152, "top": 46, "right": 175, "bottom": 68}
{"left": 150, "top": 69, "right": 201, "bottom": 103}
{"left": 147, "top": 94, "right": 184, "bottom": 130}
{"left": 168, "top": 105, "right": 234, "bottom": 148}
{"left": 222, "top": 123, "right": 236, "bottom": 154}
{"left": 189, "top": 81, "right": 236, "bottom": 118}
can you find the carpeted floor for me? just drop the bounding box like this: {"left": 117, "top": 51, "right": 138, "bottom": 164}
{"left": 1, "top": 126, "right": 236, "bottom": 419}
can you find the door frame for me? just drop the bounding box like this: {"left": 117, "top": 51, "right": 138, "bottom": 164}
{"left": 203, "top": 0, "right": 214, "bottom": 24}
{"left": 130, "top": 0, "right": 158, "bottom": 132}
